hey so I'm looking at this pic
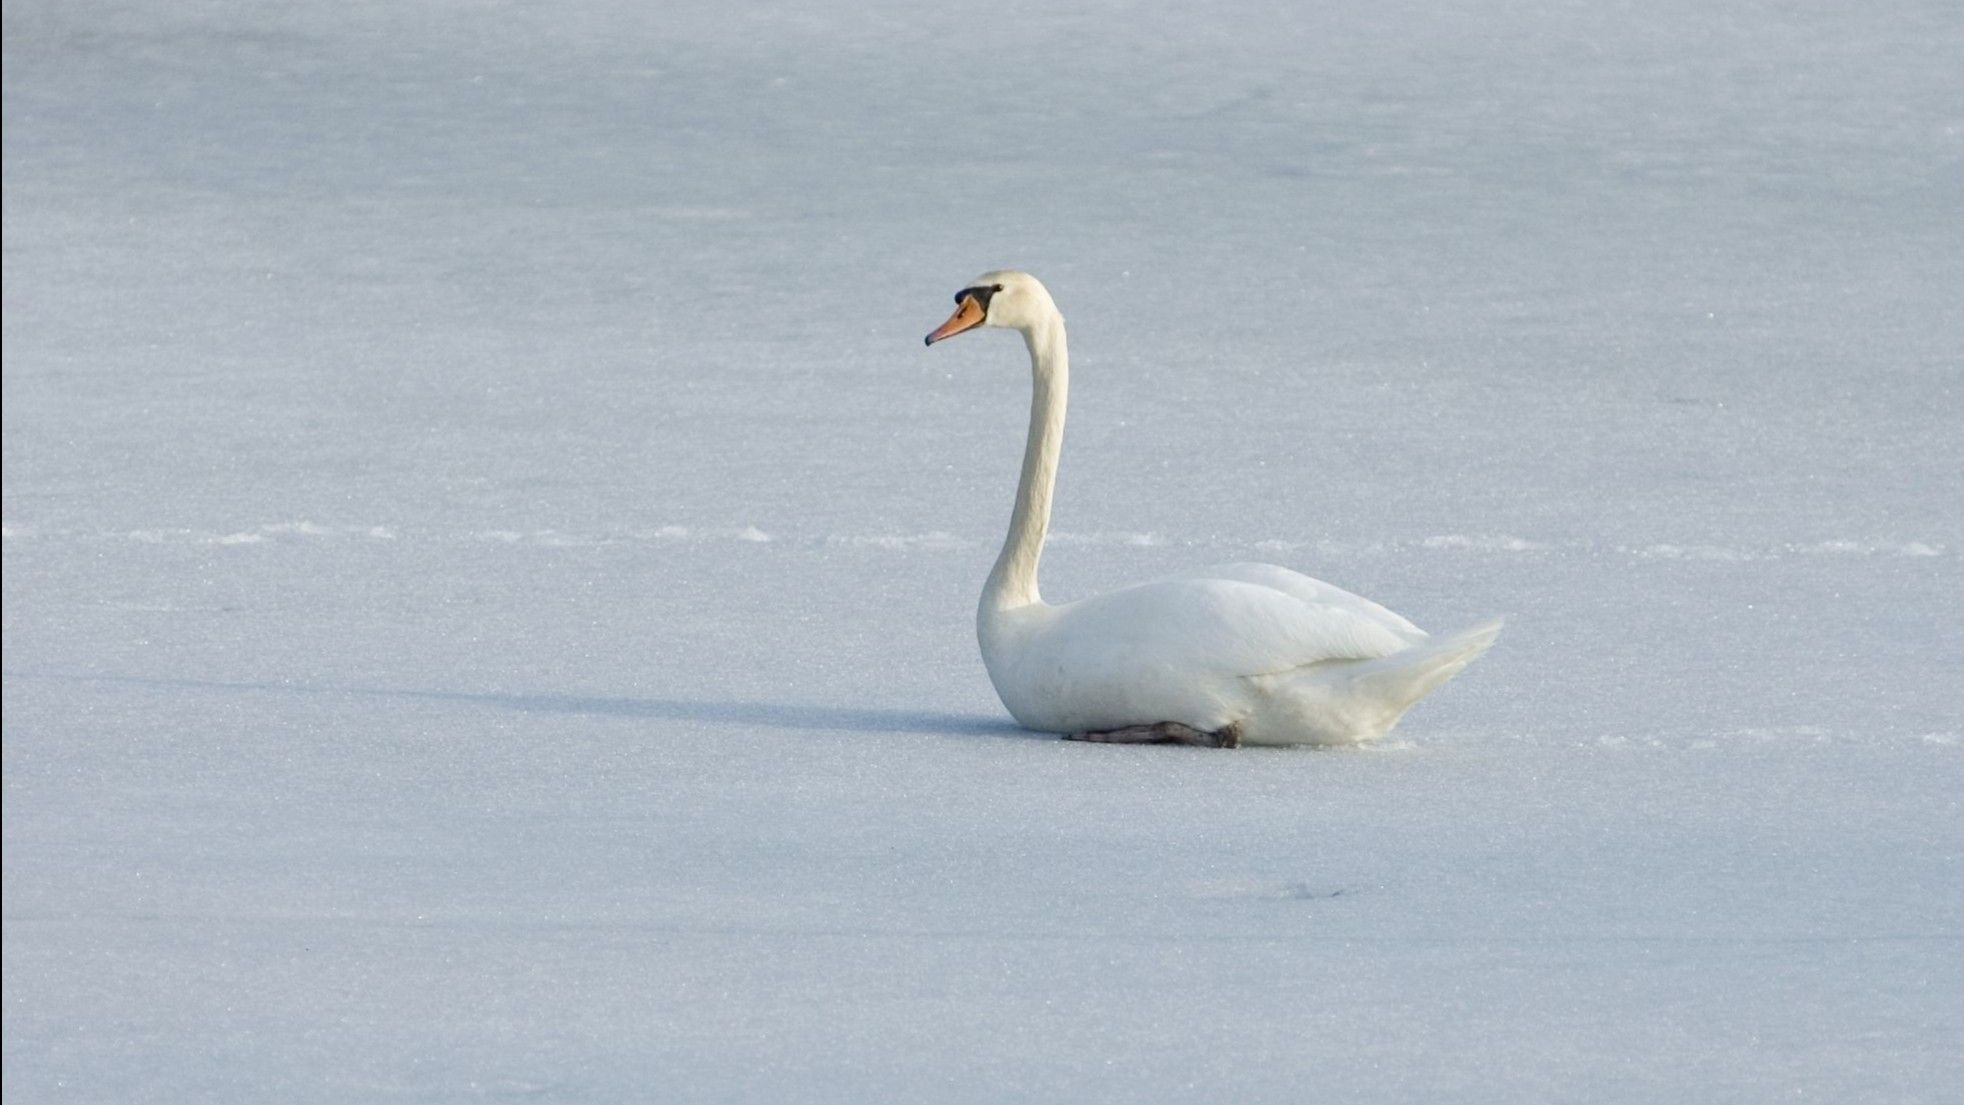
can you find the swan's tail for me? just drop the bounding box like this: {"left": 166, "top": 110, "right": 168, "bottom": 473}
{"left": 1351, "top": 617, "right": 1504, "bottom": 719}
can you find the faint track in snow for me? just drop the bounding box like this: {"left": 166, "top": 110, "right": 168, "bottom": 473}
{"left": 1440, "top": 725, "right": 1964, "bottom": 750}
{"left": 0, "top": 523, "right": 1950, "bottom": 561}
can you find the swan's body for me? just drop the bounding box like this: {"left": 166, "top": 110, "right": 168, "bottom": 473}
{"left": 926, "top": 271, "right": 1499, "bottom": 747}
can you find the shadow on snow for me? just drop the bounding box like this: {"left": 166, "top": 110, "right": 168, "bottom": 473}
{"left": 5, "top": 670, "right": 1031, "bottom": 739}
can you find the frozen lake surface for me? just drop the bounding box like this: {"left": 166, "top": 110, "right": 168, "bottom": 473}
{"left": 5, "top": 1, "right": 1961, "bottom": 1101}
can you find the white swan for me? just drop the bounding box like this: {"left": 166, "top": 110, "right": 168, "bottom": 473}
{"left": 924, "top": 270, "right": 1501, "bottom": 748}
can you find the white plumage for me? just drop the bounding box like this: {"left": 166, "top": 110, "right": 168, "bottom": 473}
{"left": 926, "top": 271, "right": 1500, "bottom": 747}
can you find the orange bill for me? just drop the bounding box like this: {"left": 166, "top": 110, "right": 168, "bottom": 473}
{"left": 924, "top": 295, "right": 986, "bottom": 345}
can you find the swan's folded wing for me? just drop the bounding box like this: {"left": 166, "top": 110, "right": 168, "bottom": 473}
{"left": 1167, "top": 562, "right": 1427, "bottom": 644}
{"left": 1053, "top": 576, "right": 1417, "bottom": 684}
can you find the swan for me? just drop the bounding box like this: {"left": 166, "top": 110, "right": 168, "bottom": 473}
{"left": 924, "top": 270, "right": 1501, "bottom": 748}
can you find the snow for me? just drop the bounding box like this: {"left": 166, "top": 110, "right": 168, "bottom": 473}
{"left": 4, "top": 0, "right": 1961, "bottom": 1100}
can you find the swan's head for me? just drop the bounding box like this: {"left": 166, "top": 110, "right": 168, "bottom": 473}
{"left": 924, "top": 270, "right": 1058, "bottom": 345}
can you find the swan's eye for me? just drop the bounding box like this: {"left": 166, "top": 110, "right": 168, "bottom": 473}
{"left": 956, "top": 284, "right": 1001, "bottom": 313}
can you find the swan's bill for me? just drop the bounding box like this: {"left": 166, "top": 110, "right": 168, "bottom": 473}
{"left": 924, "top": 295, "right": 986, "bottom": 346}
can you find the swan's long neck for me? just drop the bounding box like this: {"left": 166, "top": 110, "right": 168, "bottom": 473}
{"left": 983, "top": 313, "right": 1068, "bottom": 612}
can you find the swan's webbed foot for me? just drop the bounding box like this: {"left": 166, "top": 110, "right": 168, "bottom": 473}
{"left": 1065, "top": 722, "right": 1241, "bottom": 749}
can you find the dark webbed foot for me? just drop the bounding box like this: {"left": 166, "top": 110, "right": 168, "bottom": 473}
{"left": 1065, "top": 722, "right": 1241, "bottom": 749}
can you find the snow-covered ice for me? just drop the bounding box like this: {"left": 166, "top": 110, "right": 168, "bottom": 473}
{"left": 4, "top": 1, "right": 1961, "bottom": 1101}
